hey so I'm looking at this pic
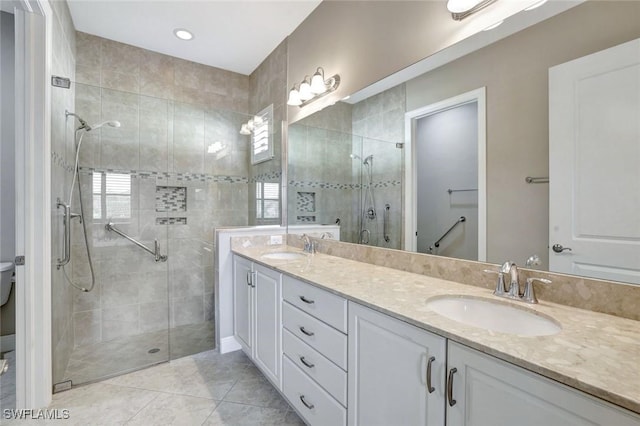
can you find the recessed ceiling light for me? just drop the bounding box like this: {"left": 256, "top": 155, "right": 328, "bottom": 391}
{"left": 483, "top": 20, "right": 504, "bottom": 31}
{"left": 174, "top": 28, "right": 194, "bottom": 41}
{"left": 524, "top": 0, "right": 548, "bottom": 11}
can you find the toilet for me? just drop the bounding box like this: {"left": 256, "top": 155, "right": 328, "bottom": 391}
{"left": 0, "top": 262, "right": 14, "bottom": 307}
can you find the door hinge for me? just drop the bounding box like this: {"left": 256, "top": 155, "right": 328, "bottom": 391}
{"left": 15, "top": 256, "right": 25, "bottom": 266}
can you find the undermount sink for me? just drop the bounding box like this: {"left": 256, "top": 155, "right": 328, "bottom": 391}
{"left": 426, "top": 295, "right": 561, "bottom": 337}
{"left": 261, "top": 251, "right": 307, "bottom": 260}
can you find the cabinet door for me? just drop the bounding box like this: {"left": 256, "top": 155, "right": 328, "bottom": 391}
{"left": 253, "top": 263, "right": 282, "bottom": 388}
{"left": 348, "top": 302, "right": 446, "bottom": 426}
{"left": 233, "top": 256, "right": 253, "bottom": 355}
{"left": 447, "top": 341, "right": 640, "bottom": 426}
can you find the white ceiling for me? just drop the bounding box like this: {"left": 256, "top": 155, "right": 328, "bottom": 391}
{"left": 67, "top": 0, "right": 322, "bottom": 75}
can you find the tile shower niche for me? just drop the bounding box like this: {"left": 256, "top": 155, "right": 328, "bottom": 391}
{"left": 296, "top": 191, "right": 316, "bottom": 223}
{"left": 156, "top": 186, "right": 187, "bottom": 225}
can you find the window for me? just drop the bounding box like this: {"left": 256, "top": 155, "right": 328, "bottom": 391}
{"left": 93, "top": 172, "right": 131, "bottom": 221}
{"left": 251, "top": 104, "right": 274, "bottom": 165}
{"left": 256, "top": 182, "right": 280, "bottom": 222}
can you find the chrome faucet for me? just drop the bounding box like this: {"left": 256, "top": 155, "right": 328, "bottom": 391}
{"left": 501, "top": 261, "right": 521, "bottom": 299}
{"left": 320, "top": 232, "right": 334, "bottom": 239}
{"left": 300, "top": 234, "right": 315, "bottom": 254}
{"left": 485, "top": 259, "right": 552, "bottom": 304}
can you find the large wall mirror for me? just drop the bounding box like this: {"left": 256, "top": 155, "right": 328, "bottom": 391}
{"left": 286, "top": 1, "right": 640, "bottom": 286}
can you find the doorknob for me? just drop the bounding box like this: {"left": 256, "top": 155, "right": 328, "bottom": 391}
{"left": 552, "top": 244, "right": 572, "bottom": 253}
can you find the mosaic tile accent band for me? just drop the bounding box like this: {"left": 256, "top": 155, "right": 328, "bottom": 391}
{"left": 296, "top": 192, "right": 316, "bottom": 212}
{"left": 289, "top": 180, "right": 402, "bottom": 189}
{"left": 250, "top": 170, "right": 282, "bottom": 183}
{"left": 156, "top": 186, "right": 187, "bottom": 212}
{"left": 156, "top": 217, "right": 187, "bottom": 225}
{"left": 52, "top": 151, "right": 75, "bottom": 173}
{"left": 296, "top": 215, "right": 316, "bottom": 223}
{"left": 78, "top": 166, "right": 249, "bottom": 184}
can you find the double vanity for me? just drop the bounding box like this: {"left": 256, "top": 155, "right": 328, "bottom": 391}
{"left": 231, "top": 238, "right": 640, "bottom": 425}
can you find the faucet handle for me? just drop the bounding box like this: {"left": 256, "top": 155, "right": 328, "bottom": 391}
{"left": 522, "top": 277, "right": 552, "bottom": 304}
{"left": 484, "top": 269, "right": 506, "bottom": 296}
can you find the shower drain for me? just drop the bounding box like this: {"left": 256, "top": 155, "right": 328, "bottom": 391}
{"left": 148, "top": 348, "right": 160, "bottom": 354}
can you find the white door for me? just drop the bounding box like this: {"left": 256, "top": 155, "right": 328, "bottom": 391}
{"left": 252, "top": 263, "right": 281, "bottom": 388}
{"left": 446, "top": 341, "right": 640, "bottom": 426}
{"left": 232, "top": 256, "right": 252, "bottom": 354}
{"left": 549, "top": 38, "right": 640, "bottom": 284}
{"left": 348, "top": 302, "right": 446, "bottom": 426}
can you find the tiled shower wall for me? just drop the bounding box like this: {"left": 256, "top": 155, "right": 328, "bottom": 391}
{"left": 50, "top": 0, "right": 77, "bottom": 385}
{"left": 63, "top": 32, "right": 252, "bottom": 360}
{"left": 351, "top": 84, "right": 406, "bottom": 249}
{"left": 288, "top": 88, "right": 405, "bottom": 248}
{"left": 248, "top": 40, "right": 287, "bottom": 225}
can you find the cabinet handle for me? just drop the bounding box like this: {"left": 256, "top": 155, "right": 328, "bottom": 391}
{"left": 299, "top": 295, "right": 315, "bottom": 304}
{"left": 426, "top": 356, "right": 435, "bottom": 394}
{"left": 299, "top": 326, "right": 315, "bottom": 337}
{"left": 252, "top": 271, "right": 257, "bottom": 287}
{"left": 447, "top": 368, "right": 457, "bottom": 407}
{"left": 299, "top": 395, "right": 315, "bottom": 410}
{"left": 246, "top": 271, "right": 251, "bottom": 286}
{"left": 299, "top": 356, "right": 315, "bottom": 369}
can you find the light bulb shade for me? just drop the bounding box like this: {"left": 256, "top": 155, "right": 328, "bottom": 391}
{"left": 287, "top": 88, "right": 302, "bottom": 106}
{"left": 447, "top": 0, "right": 482, "bottom": 13}
{"left": 310, "top": 68, "right": 326, "bottom": 94}
{"left": 298, "top": 80, "right": 313, "bottom": 101}
{"left": 239, "top": 124, "right": 251, "bottom": 135}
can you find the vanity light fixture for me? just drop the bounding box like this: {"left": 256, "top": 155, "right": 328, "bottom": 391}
{"left": 447, "top": 0, "right": 498, "bottom": 21}
{"left": 173, "top": 28, "right": 194, "bottom": 41}
{"left": 287, "top": 67, "right": 341, "bottom": 107}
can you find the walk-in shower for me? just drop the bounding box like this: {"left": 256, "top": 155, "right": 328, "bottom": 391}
{"left": 57, "top": 111, "right": 121, "bottom": 292}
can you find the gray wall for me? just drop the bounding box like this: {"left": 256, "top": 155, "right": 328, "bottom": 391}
{"left": 405, "top": 1, "right": 640, "bottom": 267}
{"left": 416, "top": 102, "right": 478, "bottom": 260}
{"left": 1, "top": 11, "right": 15, "bottom": 337}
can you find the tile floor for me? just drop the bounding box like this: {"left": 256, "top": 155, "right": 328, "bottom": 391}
{"left": 62, "top": 322, "right": 215, "bottom": 386}
{"left": 0, "top": 350, "right": 16, "bottom": 411}
{"left": 4, "top": 349, "right": 303, "bottom": 425}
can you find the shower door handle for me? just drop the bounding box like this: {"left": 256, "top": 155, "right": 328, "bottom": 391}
{"left": 56, "top": 198, "right": 71, "bottom": 270}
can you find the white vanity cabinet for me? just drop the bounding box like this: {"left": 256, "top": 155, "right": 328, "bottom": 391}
{"left": 281, "top": 275, "right": 348, "bottom": 426}
{"left": 232, "top": 255, "right": 282, "bottom": 388}
{"left": 348, "top": 302, "right": 447, "bottom": 426}
{"left": 446, "top": 341, "right": 640, "bottom": 426}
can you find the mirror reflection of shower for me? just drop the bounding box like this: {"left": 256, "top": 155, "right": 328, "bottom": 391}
{"left": 351, "top": 153, "right": 377, "bottom": 244}
{"left": 60, "top": 110, "right": 121, "bottom": 292}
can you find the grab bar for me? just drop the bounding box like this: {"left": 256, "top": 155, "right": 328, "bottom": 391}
{"left": 105, "top": 222, "right": 168, "bottom": 262}
{"left": 383, "top": 204, "right": 390, "bottom": 243}
{"left": 525, "top": 176, "right": 549, "bottom": 184}
{"left": 429, "top": 216, "right": 466, "bottom": 252}
{"left": 56, "top": 198, "right": 81, "bottom": 270}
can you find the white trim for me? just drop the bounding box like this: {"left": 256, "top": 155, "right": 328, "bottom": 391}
{"left": 403, "top": 88, "right": 487, "bottom": 261}
{"left": 14, "top": 0, "right": 52, "bottom": 409}
{"left": 219, "top": 336, "right": 242, "bottom": 354}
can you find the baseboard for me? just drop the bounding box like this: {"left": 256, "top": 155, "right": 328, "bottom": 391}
{"left": 0, "top": 333, "right": 15, "bottom": 352}
{"left": 219, "top": 336, "right": 241, "bottom": 354}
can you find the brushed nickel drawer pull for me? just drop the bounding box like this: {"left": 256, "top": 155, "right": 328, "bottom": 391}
{"left": 300, "top": 356, "right": 315, "bottom": 369}
{"left": 447, "top": 368, "right": 457, "bottom": 407}
{"left": 426, "top": 356, "right": 435, "bottom": 393}
{"left": 300, "top": 395, "right": 314, "bottom": 410}
{"left": 299, "top": 326, "right": 315, "bottom": 337}
{"left": 299, "top": 295, "right": 315, "bottom": 304}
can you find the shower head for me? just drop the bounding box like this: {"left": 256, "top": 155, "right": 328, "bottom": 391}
{"left": 86, "top": 120, "right": 121, "bottom": 132}
{"left": 363, "top": 155, "right": 373, "bottom": 165}
{"left": 65, "top": 110, "right": 89, "bottom": 130}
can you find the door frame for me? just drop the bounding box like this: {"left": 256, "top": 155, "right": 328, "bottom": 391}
{"left": 403, "top": 87, "right": 486, "bottom": 261}
{"left": 13, "top": 0, "right": 53, "bottom": 409}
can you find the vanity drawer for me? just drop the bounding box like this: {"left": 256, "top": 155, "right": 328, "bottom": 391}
{"left": 283, "top": 355, "right": 347, "bottom": 426}
{"left": 283, "top": 328, "right": 347, "bottom": 406}
{"left": 282, "top": 275, "right": 347, "bottom": 333}
{"left": 282, "top": 302, "right": 347, "bottom": 370}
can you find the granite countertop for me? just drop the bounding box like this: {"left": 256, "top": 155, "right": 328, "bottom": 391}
{"left": 232, "top": 244, "right": 640, "bottom": 415}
